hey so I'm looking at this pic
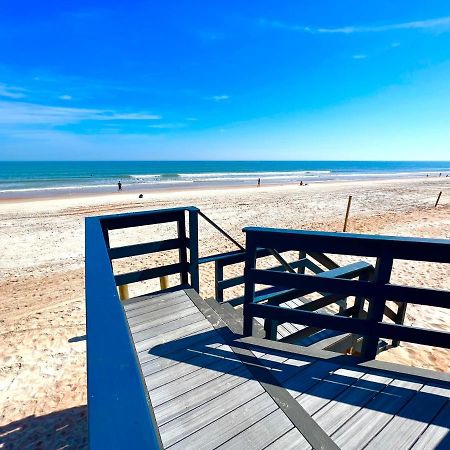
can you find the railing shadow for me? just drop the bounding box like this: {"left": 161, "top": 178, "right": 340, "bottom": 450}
{"left": 0, "top": 405, "right": 87, "bottom": 449}
{"left": 146, "top": 328, "right": 450, "bottom": 430}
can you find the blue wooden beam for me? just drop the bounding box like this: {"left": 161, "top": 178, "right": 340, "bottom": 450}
{"left": 85, "top": 217, "right": 162, "bottom": 449}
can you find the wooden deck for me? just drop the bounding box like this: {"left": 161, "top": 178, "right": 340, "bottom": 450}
{"left": 123, "top": 288, "right": 450, "bottom": 450}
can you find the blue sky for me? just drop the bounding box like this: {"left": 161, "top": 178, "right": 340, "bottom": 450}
{"left": 1, "top": 1, "right": 450, "bottom": 160}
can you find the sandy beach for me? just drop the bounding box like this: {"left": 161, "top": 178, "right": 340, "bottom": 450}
{"left": 0, "top": 176, "right": 449, "bottom": 448}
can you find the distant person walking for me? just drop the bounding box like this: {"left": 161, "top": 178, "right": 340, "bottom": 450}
{"left": 118, "top": 181, "right": 122, "bottom": 191}
{"left": 257, "top": 178, "right": 261, "bottom": 187}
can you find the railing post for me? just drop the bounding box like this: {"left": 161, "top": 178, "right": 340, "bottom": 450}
{"left": 118, "top": 284, "right": 129, "bottom": 300}
{"left": 298, "top": 251, "right": 306, "bottom": 274}
{"left": 264, "top": 314, "right": 278, "bottom": 340}
{"left": 159, "top": 276, "right": 169, "bottom": 290}
{"left": 178, "top": 213, "right": 189, "bottom": 285}
{"left": 393, "top": 302, "right": 408, "bottom": 347}
{"left": 361, "top": 255, "right": 393, "bottom": 360}
{"left": 243, "top": 232, "right": 257, "bottom": 336}
{"left": 188, "top": 208, "right": 200, "bottom": 292}
{"left": 215, "top": 261, "right": 224, "bottom": 302}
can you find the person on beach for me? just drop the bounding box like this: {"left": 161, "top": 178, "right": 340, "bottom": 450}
{"left": 118, "top": 181, "right": 122, "bottom": 191}
{"left": 257, "top": 178, "right": 261, "bottom": 187}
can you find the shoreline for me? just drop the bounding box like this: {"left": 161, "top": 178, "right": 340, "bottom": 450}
{"left": 1, "top": 173, "right": 449, "bottom": 205}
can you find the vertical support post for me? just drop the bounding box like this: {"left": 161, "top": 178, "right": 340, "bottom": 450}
{"left": 435, "top": 191, "right": 442, "bottom": 208}
{"left": 361, "top": 256, "right": 393, "bottom": 360}
{"left": 298, "top": 250, "right": 306, "bottom": 274}
{"left": 243, "top": 232, "right": 257, "bottom": 336}
{"left": 101, "top": 221, "right": 114, "bottom": 270}
{"left": 188, "top": 208, "right": 200, "bottom": 292}
{"left": 159, "top": 276, "right": 169, "bottom": 290}
{"left": 343, "top": 195, "right": 352, "bottom": 232}
{"left": 264, "top": 313, "right": 278, "bottom": 340}
{"left": 393, "top": 302, "right": 407, "bottom": 347}
{"left": 349, "top": 270, "right": 370, "bottom": 352}
{"left": 118, "top": 284, "right": 129, "bottom": 300}
{"left": 353, "top": 270, "right": 370, "bottom": 319}
{"left": 215, "top": 261, "right": 224, "bottom": 302}
{"left": 177, "top": 214, "right": 189, "bottom": 285}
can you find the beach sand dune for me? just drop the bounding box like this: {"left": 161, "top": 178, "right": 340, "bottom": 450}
{"left": 0, "top": 177, "right": 449, "bottom": 448}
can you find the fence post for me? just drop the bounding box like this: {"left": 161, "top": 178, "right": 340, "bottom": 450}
{"left": 159, "top": 276, "right": 169, "bottom": 290}
{"left": 215, "top": 261, "right": 224, "bottom": 302}
{"left": 298, "top": 250, "right": 307, "bottom": 274}
{"left": 343, "top": 195, "right": 352, "bottom": 232}
{"left": 188, "top": 208, "right": 200, "bottom": 292}
{"left": 243, "top": 232, "right": 257, "bottom": 336}
{"left": 178, "top": 214, "right": 189, "bottom": 285}
{"left": 393, "top": 302, "right": 407, "bottom": 347}
{"left": 118, "top": 284, "right": 129, "bottom": 300}
{"left": 361, "top": 255, "right": 393, "bottom": 360}
{"left": 435, "top": 191, "right": 442, "bottom": 208}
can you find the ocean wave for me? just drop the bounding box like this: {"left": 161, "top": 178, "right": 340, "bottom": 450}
{"left": 129, "top": 170, "right": 331, "bottom": 181}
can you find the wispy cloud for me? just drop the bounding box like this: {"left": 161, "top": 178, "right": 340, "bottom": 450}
{"left": 259, "top": 16, "right": 450, "bottom": 34}
{"left": 59, "top": 94, "right": 72, "bottom": 100}
{"left": 352, "top": 54, "right": 368, "bottom": 60}
{"left": 0, "top": 100, "right": 161, "bottom": 126}
{"left": 148, "top": 123, "right": 185, "bottom": 129}
{"left": 210, "top": 95, "right": 229, "bottom": 101}
{"left": 0, "top": 83, "right": 26, "bottom": 99}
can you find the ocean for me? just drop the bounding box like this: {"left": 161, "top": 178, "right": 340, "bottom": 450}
{"left": 0, "top": 161, "right": 449, "bottom": 199}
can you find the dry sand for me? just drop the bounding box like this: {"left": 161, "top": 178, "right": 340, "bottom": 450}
{"left": 0, "top": 177, "right": 449, "bottom": 448}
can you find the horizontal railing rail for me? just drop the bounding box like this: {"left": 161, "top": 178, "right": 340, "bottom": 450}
{"left": 100, "top": 206, "right": 199, "bottom": 291}
{"left": 242, "top": 227, "right": 450, "bottom": 360}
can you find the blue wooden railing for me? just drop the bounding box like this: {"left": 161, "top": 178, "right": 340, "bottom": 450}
{"left": 242, "top": 227, "right": 450, "bottom": 360}
{"left": 86, "top": 206, "right": 204, "bottom": 449}
{"left": 86, "top": 206, "right": 450, "bottom": 447}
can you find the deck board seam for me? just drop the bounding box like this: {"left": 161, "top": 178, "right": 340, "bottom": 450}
{"left": 357, "top": 380, "right": 425, "bottom": 449}
{"left": 165, "top": 391, "right": 268, "bottom": 449}
{"left": 155, "top": 367, "right": 251, "bottom": 426}
{"left": 125, "top": 297, "right": 190, "bottom": 318}
{"left": 185, "top": 289, "right": 340, "bottom": 450}
{"left": 327, "top": 372, "right": 397, "bottom": 440}
{"left": 407, "top": 398, "right": 450, "bottom": 450}
{"left": 145, "top": 343, "right": 236, "bottom": 391}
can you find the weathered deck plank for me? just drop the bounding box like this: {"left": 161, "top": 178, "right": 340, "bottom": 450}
{"left": 411, "top": 399, "right": 450, "bottom": 449}
{"left": 123, "top": 289, "right": 450, "bottom": 449}
{"left": 332, "top": 378, "right": 424, "bottom": 449}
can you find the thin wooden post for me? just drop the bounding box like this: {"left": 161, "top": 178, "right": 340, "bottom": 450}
{"left": 118, "top": 284, "right": 129, "bottom": 301}
{"left": 159, "top": 276, "right": 169, "bottom": 290}
{"left": 343, "top": 195, "right": 352, "bottom": 232}
{"left": 188, "top": 208, "right": 200, "bottom": 292}
{"left": 361, "top": 256, "right": 393, "bottom": 360}
{"left": 435, "top": 191, "right": 442, "bottom": 208}
{"left": 215, "top": 261, "right": 224, "bottom": 302}
{"left": 177, "top": 215, "right": 189, "bottom": 285}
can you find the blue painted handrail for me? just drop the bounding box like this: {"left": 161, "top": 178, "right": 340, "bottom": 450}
{"left": 85, "top": 206, "right": 202, "bottom": 448}
{"left": 242, "top": 227, "right": 450, "bottom": 360}
{"left": 85, "top": 217, "right": 163, "bottom": 449}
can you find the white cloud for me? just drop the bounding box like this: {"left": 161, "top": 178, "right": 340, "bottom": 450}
{"left": 260, "top": 16, "right": 450, "bottom": 34}
{"left": 186, "top": 117, "right": 198, "bottom": 121}
{"left": 211, "top": 95, "right": 229, "bottom": 101}
{"left": 148, "top": 123, "right": 185, "bottom": 129}
{"left": 0, "top": 83, "right": 26, "bottom": 99}
{"left": 0, "top": 100, "right": 161, "bottom": 126}
{"left": 59, "top": 95, "right": 72, "bottom": 100}
{"left": 352, "top": 54, "right": 368, "bottom": 59}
